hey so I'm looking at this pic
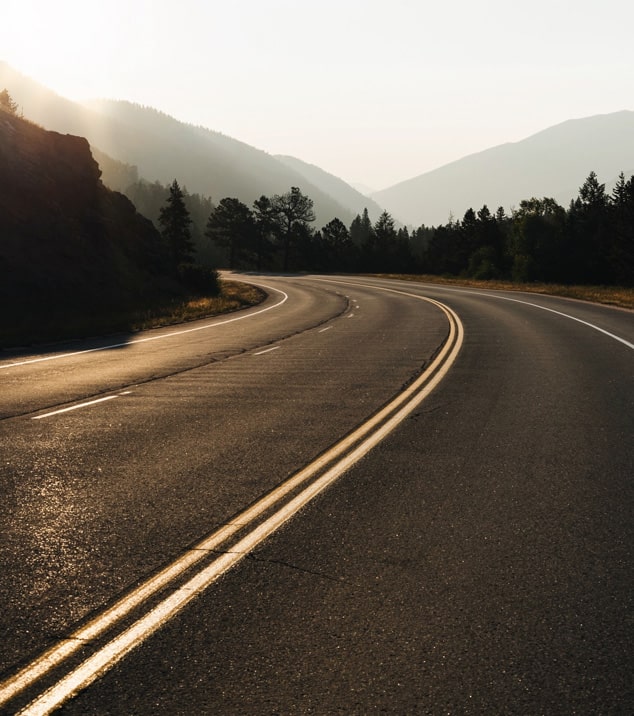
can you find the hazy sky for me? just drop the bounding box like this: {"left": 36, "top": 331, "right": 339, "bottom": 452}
{"left": 2, "top": 0, "right": 633, "bottom": 189}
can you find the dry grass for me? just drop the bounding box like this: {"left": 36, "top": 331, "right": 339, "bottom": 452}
{"left": 4, "top": 274, "right": 630, "bottom": 350}
{"left": 130, "top": 280, "right": 266, "bottom": 330}
{"left": 370, "top": 274, "right": 634, "bottom": 310}
{"left": 0, "top": 281, "right": 266, "bottom": 349}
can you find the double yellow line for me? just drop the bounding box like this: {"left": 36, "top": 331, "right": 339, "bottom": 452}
{"left": 2, "top": 289, "right": 463, "bottom": 716}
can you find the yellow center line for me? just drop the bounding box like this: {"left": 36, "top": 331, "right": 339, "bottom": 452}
{"left": 2, "top": 288, "right": 463, "bottom": 714}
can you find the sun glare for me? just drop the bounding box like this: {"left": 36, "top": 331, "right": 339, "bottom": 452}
{"left": 3, "top": 1, "right": 127, "bottom": 101}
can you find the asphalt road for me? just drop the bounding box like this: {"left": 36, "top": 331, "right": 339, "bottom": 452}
{"left": 0, "top": 275, "right": 632, "bottom": 714}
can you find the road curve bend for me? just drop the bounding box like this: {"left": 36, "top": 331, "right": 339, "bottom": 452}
{"left": 0, "top": 274, "right": 631, "bottom": 714}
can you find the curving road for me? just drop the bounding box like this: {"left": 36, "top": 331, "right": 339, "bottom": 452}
{"left": 0, "top": 275, "right": 632, "bottom": 714}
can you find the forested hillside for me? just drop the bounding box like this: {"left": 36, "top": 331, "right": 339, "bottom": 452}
{"left": 85, "top": 99, "right": 356, "bottom": 226}
{"left": 0, "top": 63, "right": 361, "bottom": 227}
{"left": 2, "top": 62, "right": 631, "bottom": 291}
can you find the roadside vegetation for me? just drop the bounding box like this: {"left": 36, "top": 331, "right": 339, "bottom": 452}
{"left": 1, "top": 280, "right": 264, "bottom": 349}
{"left": 2, "top": 89, "right": 631, "bottom": 352}
{"left": 204, "top": 172, "right": 634, "bottom": 292}
{"left": 369, "top": 275, "right": 634, "bottom": 310}
{"left": 128, "top": 280, "right": 265, "bottom": 330}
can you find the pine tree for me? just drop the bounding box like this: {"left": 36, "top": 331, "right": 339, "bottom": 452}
{"left": 269, "top": 187, "right": 315, "bottom": 271}
{"left": 570, "top": 172, "right": 610, "bottom": 283}
{"left": 158, "top": 179, "right": 194, "bottom": 268}
{"left": 205, "top": 197, "right": 255, "bottom": 268}
{"left": 609, "top": 173, "right": 634, "bottom": 284}
{"left": 350, "top": 208, "right": 373, "bottom": 247}
{"left": 0, "top": 89, "right": 19, "bottom": 116}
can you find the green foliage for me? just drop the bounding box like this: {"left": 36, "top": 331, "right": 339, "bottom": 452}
{"left": 178, "top": 263, "right": 220, "bottom": 296}
{"left": 270, "top": 187, "right": 316, "bottom": 271}
{"left": 408, "top": 170, "right": 634, "bottom": 286}
{"left": 350, "top": 208, "right": 373, "bottom": 247}
{"left": 205, "top": 197, "right": 256, "bottom": 269}
{"left": 191, "top": 169, "right": 634, "bottom": 285}
{"left": 123, "top": 179, "right": 217, "bottom": 266}
{"left": 510, "top": 198, "right": 567, "bottom": 281}
{"left": 0, "top": 88, "right": 18, "bottom": 115}
{"left": 374, "top": 211, "right": 397, "bottom": 243}
{"left": 363, "top": 210, "right": 412, "bottom": 272}
{"left": 321, "top": 217, "right": 350, "bottom": 245}
{"left": 469, "top": 245, "right": 500, "bottom": 280}
{"left": 319, "top": 218, "right": 355, "bottom": 270}
{"left": 158, "top": 179, "right": 195, "bottom": 268}
{"left": 609, "top": 173, "right": 634, "bottom": 284}
{"left": 577, "top": 171, "right": 607, "bottom": 210}
{"left": 251, "top": 195, "right": 278, "bottom": 270}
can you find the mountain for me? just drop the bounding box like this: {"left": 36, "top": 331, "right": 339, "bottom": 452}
{"left": 373, "top": 111, "right": 634, "bottom": 227}
{"left": 274, "top": 155, "right": 385, "bottom": 223}
{"left": 351, "top": 182, "right": 377, "bottom": 196}
{"left": 0, "top": 108, "right": 181, "bottom": 345}
{"left": 0, "top": 62, "right": 357, "bottom": 227}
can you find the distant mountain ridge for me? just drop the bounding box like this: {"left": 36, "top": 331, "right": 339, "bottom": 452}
{"left": 3, "top": 62, "right": 632, "bottom": 233}
{"left": 373, "top": 111, "right": 634, "bottom": 226}
{"left": 0, "top": 62, "right": 369, "bottom": 227}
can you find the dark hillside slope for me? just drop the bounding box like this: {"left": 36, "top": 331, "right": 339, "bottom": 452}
{"left": 0, "top": 111, "right": 180, "bottom": 345}
{"left": 84, "top": 100, "right": 355, "bottom": 226}
{"left": 0, "top": 65, "right": 355, "bottom": 227}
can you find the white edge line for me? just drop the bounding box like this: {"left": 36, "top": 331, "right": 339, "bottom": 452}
{"left": 31, "top": 396, "right": 119, "bottom": 420}
{"left": 3, "top": 278, "right": 461, "bottom": 709}
{"left": 1, "top": 283, "right": 288, "bottom": 370}
{"left": 0, "top": 286, "right": 454, "bottom": 705}
{"left": 330, "top": 278, "right": 633, "bottom": 351}
{"left": 18, "top": 300, "right": 463, "bottom": 716}
{"left": 7, "top": 290, "right": 461, "bottom": 714}
{"left": 461, "top": 289, "right": 634, "bottom": 350}
{"left": 253, "top": 346, "right": 280, "bottom": 356}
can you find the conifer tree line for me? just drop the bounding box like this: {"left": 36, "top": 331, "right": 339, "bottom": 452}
{"left": 68, "top": 165, "right": 634, "bottom": 288}
{"left": 125, "top": 165, "right": 634, "bottom": 288}
{"left": 201, "top": 172, "right": 633, "bottom": 285}
{"left": 2, "top": 89, "right": 632, "bottom": 285}
{"left": 123, "top": 178, "right": 218, "bottom": 267}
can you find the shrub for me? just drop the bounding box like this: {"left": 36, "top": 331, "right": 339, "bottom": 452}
{"left": 178, "top": 263, "right": 221, "bottom": 296}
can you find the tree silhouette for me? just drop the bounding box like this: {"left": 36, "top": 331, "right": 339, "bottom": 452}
{"left": 610, "top": 173, "right": 634, "bottom": 283}
{"left": 205, "top": 197, "right": 255, "bottom": 268}
{"left": 350, "top": 208, "right": 373, "bottom": 248}
{"left": 320, "top": 217, "right": 355, "bottom": 270}
{"left": 0, "top": 89, "right": 18, "bottom": 116}
{"left": 270, "top": 187, "right": 316, "bottom": 271}
{"left": 569, "top": 171, "right": 610, "bottom": 282}
{"left": 510, "top": 198, "right": 566, "bottom": 281}
{"left": 252, "top": 195, "right": 278, "bottom": 270}
{"left": 159, "top": 179, "right": 194, "bottom": 268}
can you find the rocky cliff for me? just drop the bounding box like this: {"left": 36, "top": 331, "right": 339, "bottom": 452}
{"left": 0, "top": 111, "right": 180, "bottom": 344}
